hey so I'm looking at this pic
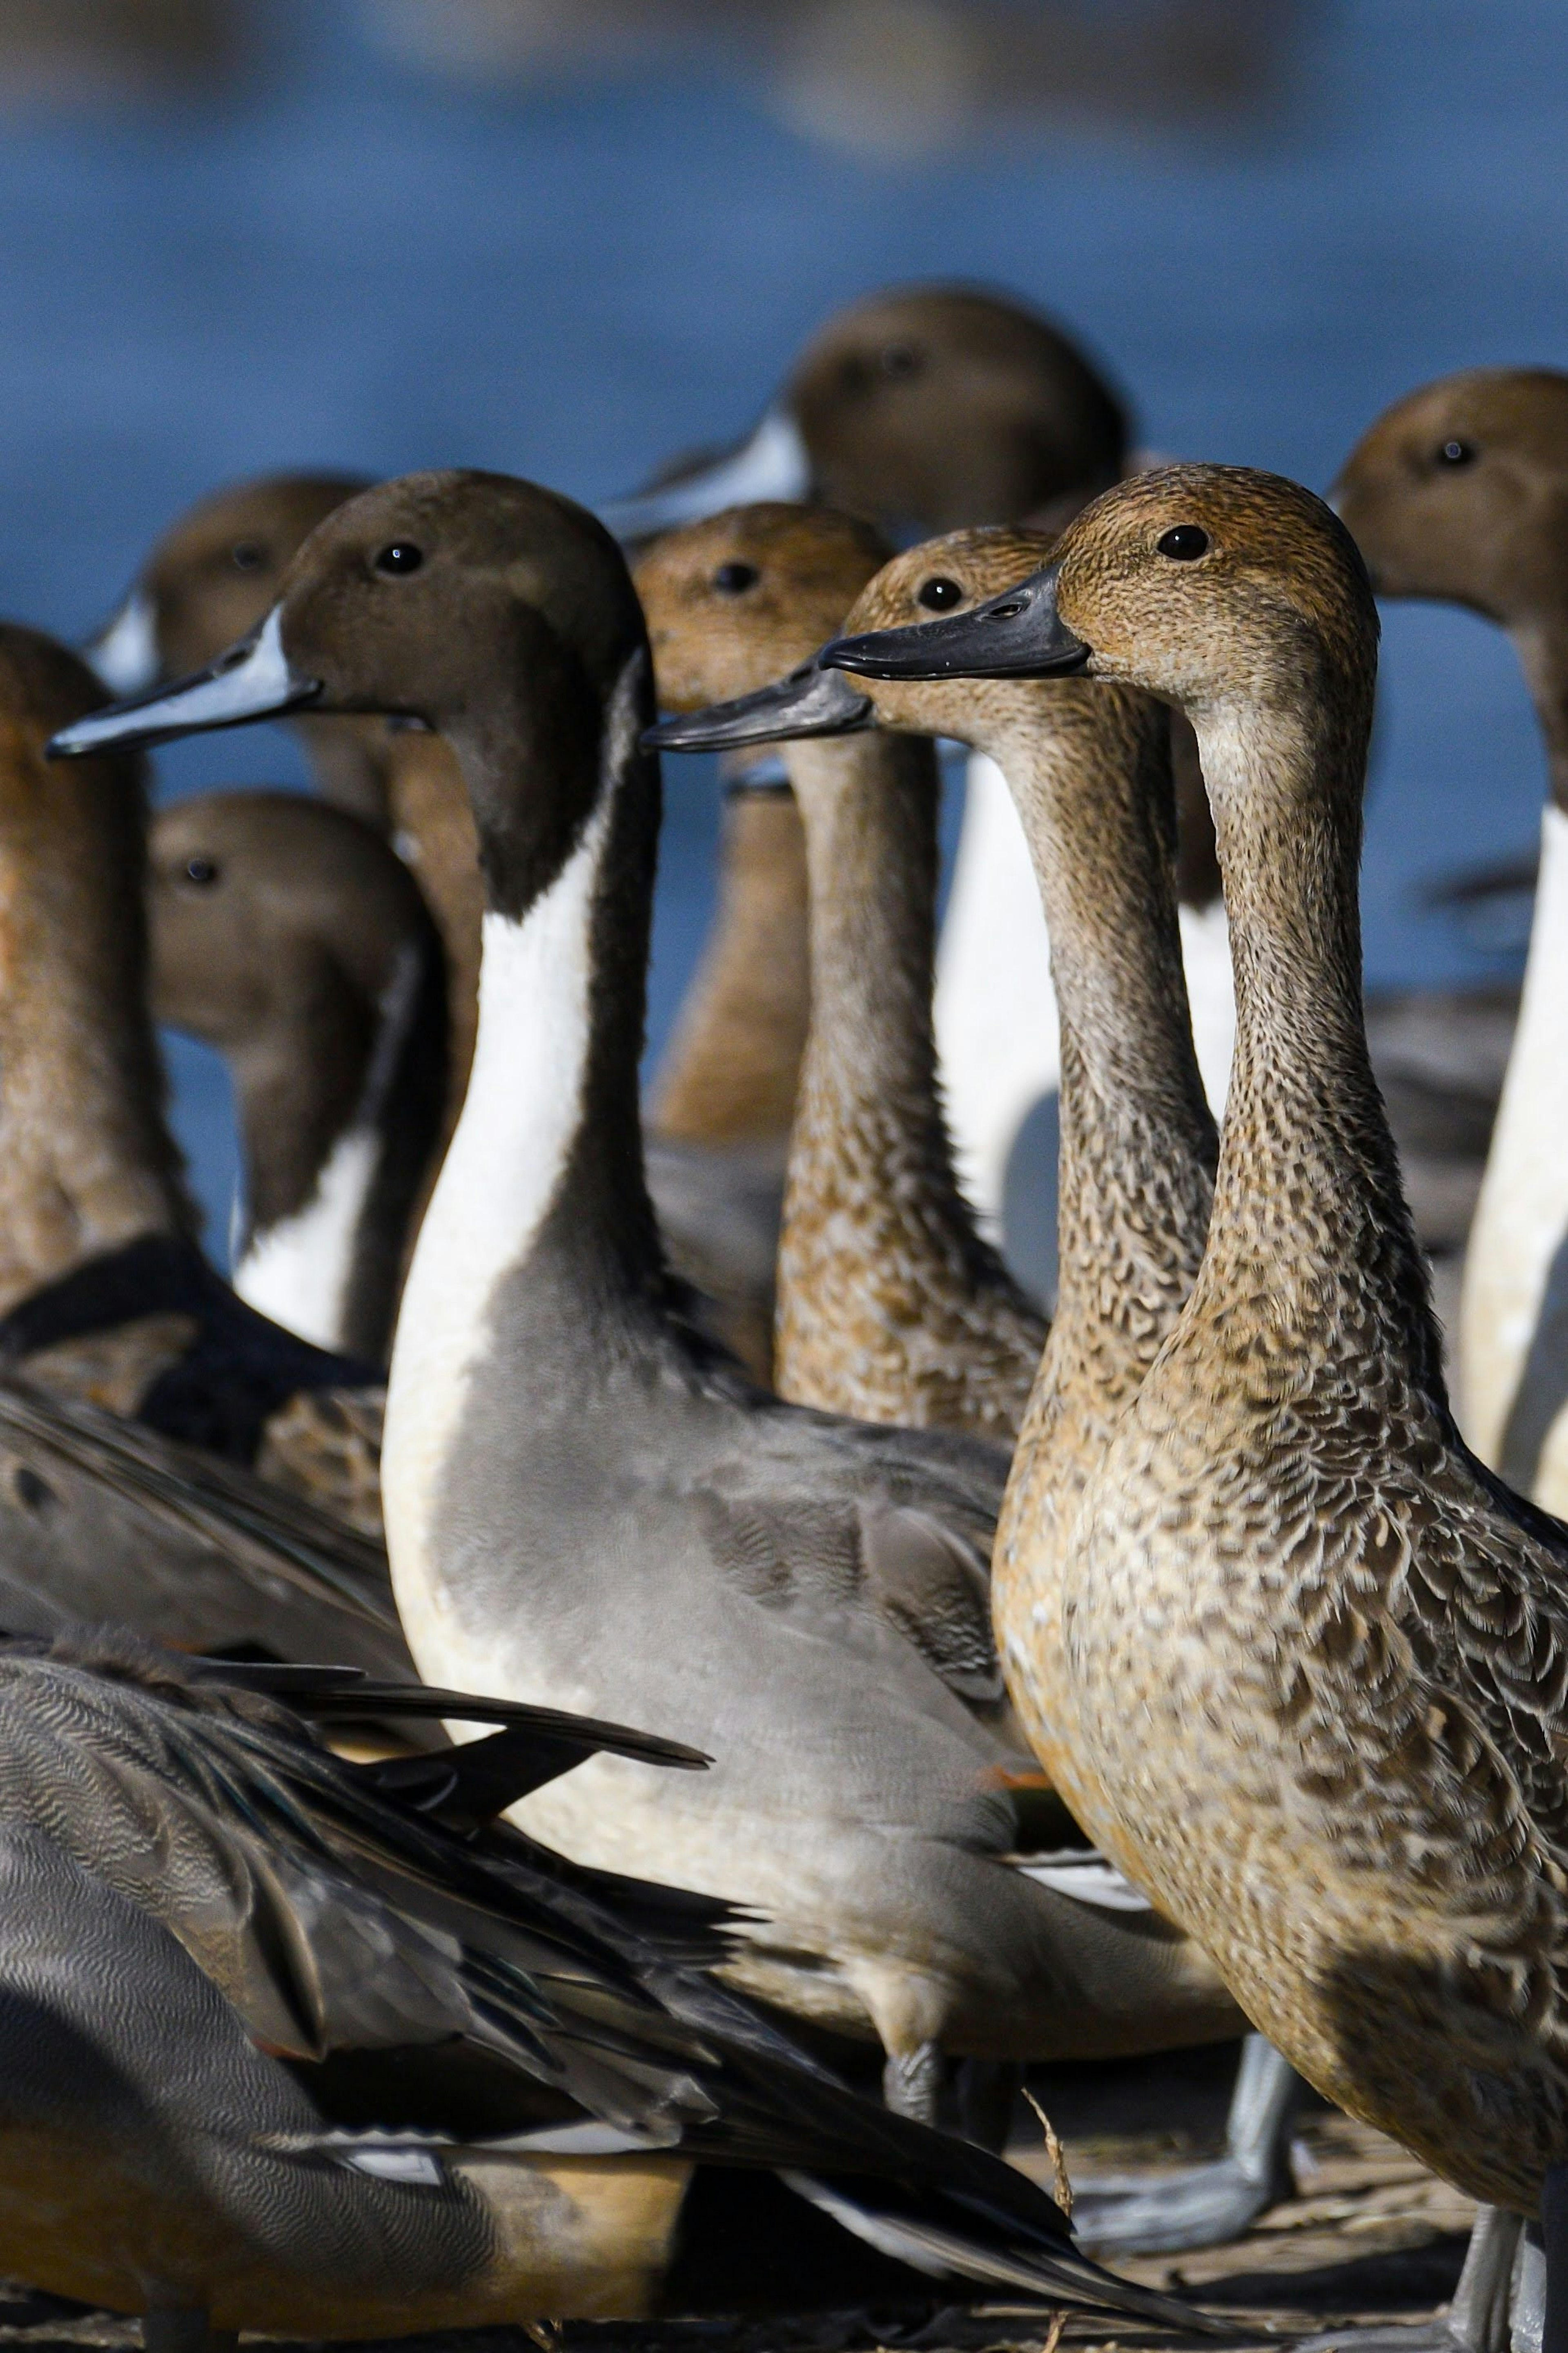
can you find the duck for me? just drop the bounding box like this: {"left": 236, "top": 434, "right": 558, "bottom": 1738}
{"left": 0, "top": 1623, "right": 1210, "bottom": 2352}
{"left": 601, "top": 281, "right": 1235, "bottom": 1279}
{"left": 1333, "top": 370, "right": 1568, "bottom": 1509}
{"left": 655, "top": 514, "right": 1305, "bottom": 2255}
{"left": 147, "top": 789, "right": 448, "bottom": 1365}
{"left": 53, "top": 471, "right": 1272, "bottom": 2217}
{"left": 87, "top": 470, "right": 393, "bottom": 832}
{"left": 820, "top": 462, "right": 1568, "bottom": 2353}
{"left": 641, "top": 501, "right": 1045, "bottom": 1442}
{"left": 93, "top": 472, "right": 780, "bottom": 1383}
{"left": 0, "top": 622, "right": 387, "bottom": 1537}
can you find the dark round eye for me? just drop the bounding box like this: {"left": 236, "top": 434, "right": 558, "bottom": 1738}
{"left": 1437, "top": 438, "right": 1476, "bottom": 467}
{"left": 712, "top": 561, "right": 759, "bottom": 595}
{"left": 183, "top": 856, "right": 219, "bottom": 886}
{"left": 1156, "top": 525, "right": 1210, "bottom": 561}
{"left": 375, "top": 543, "right": 424, "bottom": 575}
{"left": 917, "top": 576, "right": 964, "bottom": 611}
{"left": 230, "top": 541, "right": 265, "bottom": 572}
{"left": 881, "top": 344, "right": 922, "bottom": 379}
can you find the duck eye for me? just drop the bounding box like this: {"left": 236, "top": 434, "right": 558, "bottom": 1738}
{"left": 1436, "top": 438, "right": 1476, "bottom": 467}
{"left": 881, "top": 344, "right": 922, "bottom": 379}
{"left": 375, "top": 543, "right": 424, "bottom": 576}
{"left": 183, "top": 856, "right": 219, "bottom": 886}
{"left": 917, "top": 576, "right": 964, "bottom": 611}
{"left": 230, "top": 541, "right": 265, "bottom": 572}
{"left": 1157, "top": 525, "right": 1209, "bottom": 561}
{"left": 712, "top": 561, "right": 759, "bottom": 595}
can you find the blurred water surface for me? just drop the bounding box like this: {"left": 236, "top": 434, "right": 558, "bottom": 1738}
{"left": 0, "top": 0, "right": 1560, "bottom": 1245}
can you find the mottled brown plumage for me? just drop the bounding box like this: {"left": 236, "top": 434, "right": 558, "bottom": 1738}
{"left": 639, "top": 506, "right": 1045, "bottom": 1441}
{"left": 960, "top": 464, "right": 1568, "bottom": 2221}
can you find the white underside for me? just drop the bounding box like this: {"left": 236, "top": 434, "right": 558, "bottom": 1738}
{"left": 1460, "top": 802, "right": 1568, "bottom": 1509}
{"left": 935, "top": 749, "right": 1236, "bottom": 1229}
{"left": 383, "top": 775, "right": 615, "bottom": 1673}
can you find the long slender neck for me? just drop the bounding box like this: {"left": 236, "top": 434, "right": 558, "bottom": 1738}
{"left": 1190, "top": 690, "right": 1444, "bottom": 1399}
{"left": 994, "top": 687, "right": 1217, "bottom": 1438}
{"left": 0, "top": 741, "right": 193, "bottom": 1312}
{"left": 385, "top": 728, "right": 483, "bottom": 1151}
{"left": 1510, "top": 611, "right": 1568, "bottom": 814}
{"left": 650, "top": 784, "right": 811, "bottom": 1150}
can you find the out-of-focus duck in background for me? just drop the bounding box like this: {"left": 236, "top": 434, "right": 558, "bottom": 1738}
{"left": 1335, "top": 370, "right": 1568, "bottom": 1509}
{"left": 147, "top": 789, "right": 448, "bottom": 1365}
{"left": 604, "top": 282, "right": 1236, "bottom": 1298}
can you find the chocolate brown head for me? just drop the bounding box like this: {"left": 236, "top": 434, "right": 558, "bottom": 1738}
{"left": 1332, "top": 368, "right": 1568, "bottom": 624}
{"left": 786, "top": 285, "right": 1128, "bottom": 531}
{"left": 633, "top": 503, "right": 890, "bottom": 709}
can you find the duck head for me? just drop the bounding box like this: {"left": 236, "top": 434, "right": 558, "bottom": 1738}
{"left": 826, "top": 466, "right": 1379, "bottom": 771}
{"left": 601, "top": 283, "right": 1128, "bottom": 544}
{"left": 1332, "top": 368, "right": 1568, "bottom": 624}
{"left": 87, "top": 472, "right": 370, "bottom": 695}
{"left": 53, "top": 471, "right": 650, "bottom": 921}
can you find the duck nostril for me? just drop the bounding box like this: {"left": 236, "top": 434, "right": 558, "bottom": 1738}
{"left": 987, "top": 599, "right": 1027, "bottom": 621}
{"left": 918, "top": 578, "right": 963, "bottom": 611}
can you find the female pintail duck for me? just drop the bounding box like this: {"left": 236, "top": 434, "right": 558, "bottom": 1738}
{"left": 0, "top": 1626, "right": 1208, "bottom": 2352}
{"left": 641, "top": 502, "right": 1045, "bottom": 1442}
{"left": 53, "top": 473, "right": 1270, "bottom": 2213}
{"left": 653, "top": 517, "right": 1303, "bottom": 2255}
{"left": 95, "top": 474, "right": 782, "bottom": 1382}
{"left": 822, "top": 463, "right": 1568, "bottom": 2352}
{"left": 603, "top": 282, "right": 1234, "bottom": 1267}
{"left": 0, "top": 624, "right": 387, "bottom": 1535}
{"left": 148, "top": 790, "right": 448, "bottom": 1365}
{"left": 1334, "top": 370, "right": 1568, "bottom": 1513}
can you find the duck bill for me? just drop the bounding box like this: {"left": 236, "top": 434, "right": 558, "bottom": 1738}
{"left": 824, "top": 563, "right": 1090, "bottom": 681}
{"left": 47, "top": 609, "right": 321, "bottom": 759}
{"left": 84, "top": 586, "right": 161, "bottom": 696}
{"left": 597, "top": 407, "right": 812, "bottom": 544}
{"left": 644, "top": 659, "right": 873, "bottom": 754}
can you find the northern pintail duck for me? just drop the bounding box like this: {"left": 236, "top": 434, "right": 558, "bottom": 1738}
{"left": 56, "top": 472, "right": 1262, "bottom": 2186}
{"left": 823, "top": 463, "right": 1568, "bottom": 2350}
{"left": 148, "top": 789, "right": 448, "bottom": 1365}
{"left": 665, "top": 517, "right": 1304, "bottom": 2254}
{"left": 604, "top": 283, "right": 1234, "bottom": 1266}
{"left": 0, "top": 624, "right": 385, "bottom": 1535}
{"left": 642, "top": 502, "right": 1045, "bottom": 1442}
{"left": 1335, "top": 370, "right": 1568, "bottom": 1510}
{"left": 0, "top": 1625, "right": 1204, "bottom": 2351}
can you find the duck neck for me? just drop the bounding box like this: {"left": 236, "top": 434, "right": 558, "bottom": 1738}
{"left": 394, "top": 643, "right": 664, "bottom": 1395}
{"left": 650, "top": 782, "right": 810, "bottom": 1150}
{"left": 1192, "top": 689, "right": 1444, "bottom": 1398}
{"left": 995, "top": 689, "right": 1217, "bottom": 1433}
{"left": 1510, "top": 610, "right": 1568, "bottom": 815}
{"left": 0, "top": 747, "right": 194, "bottom": 1312}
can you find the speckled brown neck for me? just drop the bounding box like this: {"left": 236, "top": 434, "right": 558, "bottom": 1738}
{"left": 1510, "top": 612, "right": 1568, "bottom": 816}
{"left": 776, "top": 731, "right": 1042, "bottom": 1440}
{"left": 0, "top": 722, "right": 194, "bottom": 1313}
{"left": 1190, "top": 696, "right": 1442, "bottom": 1400}
{"left": 650, "top": 789, "right": 811, "bottom": 1150}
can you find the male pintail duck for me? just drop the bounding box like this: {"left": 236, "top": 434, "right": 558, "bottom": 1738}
{"left": 657, "top": 516, "right": 1305, "bottom": 2255}
{"left": 0, "top": 624, "right": 386, "bottom": 1535}
{"left": 641, "top": 502, "right": 1045, "bottom": 1442}
{"left": 603, "top": 282, "right": 1234, "bottom": 1265}
{"left": 1334, "top": 370, "right": 1568, "bottom": 1512}
{"left": 0, "top": 1625, "right": 1212, "bottom": 2351}
{"left": 54, "top": 473, "right": 1269, "bottom": 2222}
{"left": 822, "top": 463, "right": 1568, "bottom": 2353}
{"left": 148, "top": 790, "right": 448, "bottom": 1365}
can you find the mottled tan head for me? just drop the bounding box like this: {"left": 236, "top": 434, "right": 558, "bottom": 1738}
{"left": 834, "top": 526, "right": 1056, "bottom": 746}
{"left": 633, "top": 503, "right": 889, "bottom": 710}
{"left": 1332, "top": 368, "right": 1568, "bottom": 622}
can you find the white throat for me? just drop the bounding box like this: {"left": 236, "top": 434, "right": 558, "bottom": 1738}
{"left": 383, "top": 781, "right": 615, "bottom": 1633}
{"left": 1460, "top": 801, "right": 1568, "bottom": 1507}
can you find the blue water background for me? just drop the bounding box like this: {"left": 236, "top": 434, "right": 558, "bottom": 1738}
{"left": 0, "top": 0, "right": 1561, "bottom": 1250}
